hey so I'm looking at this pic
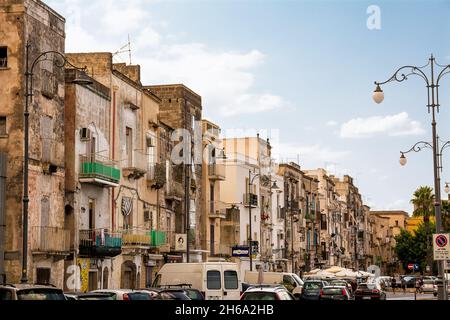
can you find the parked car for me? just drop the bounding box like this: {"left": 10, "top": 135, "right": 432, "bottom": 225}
{"left": 329, "top": 280, "right": 353, "bottom": 296}
{"left": 401, "top": 276, "right": 417, "bottom": 288}
{"left": 244, "top": 271, "right": 303, "bottom": 298}
{"left": 300, "top": 280, "right": 329, "bottom": 300}
{"left": 64, "top": 292, "right": 115, "bottom": 300}
{"left": 240, "top": 285, "right": 295, "bottom": 300}
{"left": 91, "top": 289, "right": 133, "bottom": 300}
{"left": 0, "top": 284, "right": 67, "bottom": 300}
{"left": 153, "top": 284, "right": 205, "bottom": 300}
{"left": 421, "top": 279, "right": 436, "bottom": 294}
{"left": 153, "top": 262, "right": 240, "bottom": 300}
{"left": 354, "top": 283, "right": 386, "bottom": 300}
{"left": 320, "top": 286, "right": 353, "bottom": 301}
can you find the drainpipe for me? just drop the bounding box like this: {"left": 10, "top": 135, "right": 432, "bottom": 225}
{"left": 0, "top": 153, "right": 6, "bottom": 284}
{"left": 112, "top": 89, "right": 117, "bottom": 231}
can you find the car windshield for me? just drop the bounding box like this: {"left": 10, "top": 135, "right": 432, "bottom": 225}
{"left": 160, "top": 291, "right": 190, "bottom": 300}
{"left": 17, "top": 289, "right": 66, "bottom": 300}
{"left": 331, "top": 281, "right": 347, "bottom": 286}
{"left": 323, "top": 288, "right": 344, "bottom": 295}
{"left": 78, "top": 294, "right": 115, "bottom": 300}
{"left": 128, "top": 292, "right": 151, "bottom": 300}
{"left": 184, "top": 290, "right": 204, "bottom": 300}
{"left": 292, "top": 274, "right": 304, "bottom": 286}
{"left": 358, "top": 283, "right": 377, "bottom": 290}
{"left": 304, "top": 282, "right": 323, "bottom": 290}
{"left": 242, "top": 292, "right": 277, "bottom": 300}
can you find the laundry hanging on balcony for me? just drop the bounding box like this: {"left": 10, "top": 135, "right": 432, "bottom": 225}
{"left": 121, "top": 197, "right": 133, "bottom": 217}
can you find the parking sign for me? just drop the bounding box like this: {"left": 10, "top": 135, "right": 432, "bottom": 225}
{"left": 433, "top": 234, "right": 450, "bottom": 260}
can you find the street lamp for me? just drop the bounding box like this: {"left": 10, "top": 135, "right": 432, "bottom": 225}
{"left": 21, "top": 43, "right": 91, "bottom": 284}
{"left": 373, "top": 54, "right": 450, "bottom": 300}
{"left": 247, "top": 170, "right": 279, "bottom": 272}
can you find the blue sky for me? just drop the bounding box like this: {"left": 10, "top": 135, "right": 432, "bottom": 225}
{"left": 46, "top": 0, "right": 450, "bottom": 213}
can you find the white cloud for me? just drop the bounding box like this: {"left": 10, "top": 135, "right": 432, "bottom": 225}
{"left": 45, "top": 0, "right": 287, "bottom": 117}
{"left": 340, "top": 112, "right": 425, "bottom": 138}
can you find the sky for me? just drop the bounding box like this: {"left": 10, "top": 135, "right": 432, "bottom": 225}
{"left": 45, "top": 0, "right": 450, "bottom": 213}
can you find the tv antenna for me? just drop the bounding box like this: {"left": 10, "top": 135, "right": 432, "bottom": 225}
{"left": 113, "top": 34, "right": 132, "bottom": 64}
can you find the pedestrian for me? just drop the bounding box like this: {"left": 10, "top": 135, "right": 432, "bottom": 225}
{"left": 415, "top": 278, "right": 421, "bottom": 294}
{"left": 401, "top": 278, "right": 406, "bottom": 293}
{"left": 419, "top": 276, "right": 424, "bottom": 294}
{"left": 391, "top": 277, "right": 396, "bottom": 294}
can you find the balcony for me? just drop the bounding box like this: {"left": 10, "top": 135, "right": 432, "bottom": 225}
{"left": 79, "top": 155, "right": 120, "bottom": 187}
{"left": 147, "top": 163, "right": 166, "bottom": 189}
{"left": 122, "top": 151, "right": 147, "bottom": 180}
{"left": 151, "top": 230, "right": 167, "bottom": 247}
{"left": 31, "top": 226, "right": 71, "bottom": 257}
{"left": 208, "top": 164, "right": 225, "bottom": 181}
{"left": 79, "top": 229, "right": 122, "bottom": 257}
{"left": 243, "top": 193, "right": 258, "bottom": 208}
{"left": 121, "top": 228, "right": 152, "bottom": 250}
{"left": 209, "top": 208, "right": 227, "bottom": 219}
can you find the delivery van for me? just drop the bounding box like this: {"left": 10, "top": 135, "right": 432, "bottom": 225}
{"left": 153, "top": 262, "right": 241, "bottom": 300}
{"left": 244, "top": 271, "right": 304, "bottom": 298}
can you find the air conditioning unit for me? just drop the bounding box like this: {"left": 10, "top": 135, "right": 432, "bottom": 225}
{"left": 80, "top": 128, "right": 91, "bottom": 141}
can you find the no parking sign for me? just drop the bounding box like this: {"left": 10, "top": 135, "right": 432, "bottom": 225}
{"left": 433, "top": 234, "right": 450, "bottom": 260}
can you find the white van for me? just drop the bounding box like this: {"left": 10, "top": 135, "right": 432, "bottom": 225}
{"left": 244, "top": 271, "right": 304, "bottom": 297}
{"left": 153, "top": 262, "right": 241, "bottom": 300}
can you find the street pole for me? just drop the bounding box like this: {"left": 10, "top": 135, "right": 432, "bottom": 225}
{"left": 248, "top": 170, "right": 252, "bottom": 272}
{"left": 374, "top": 54, "right": 450, "bottom": 300}
{"left": 21, "top": 42, "right": 31, "bottom": 283}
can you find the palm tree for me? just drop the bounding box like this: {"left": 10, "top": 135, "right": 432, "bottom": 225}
{"left": 411, "top": 186, "right": 435, "bottom": 274}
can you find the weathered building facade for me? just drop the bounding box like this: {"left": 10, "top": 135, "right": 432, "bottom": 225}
{"left": 0, "top": 0, "right": 68, "bottom": 286}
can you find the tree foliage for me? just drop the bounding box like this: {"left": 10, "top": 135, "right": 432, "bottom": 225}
{"left": 411, "top": 186, "right": 435, "bottom": 219}
{"left": 394, "top": 222, "right": 436, "bottom": 273}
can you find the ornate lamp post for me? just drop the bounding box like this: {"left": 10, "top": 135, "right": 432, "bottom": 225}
{"left": 21, "top": 43, "right": 91, "bottom": 283}
{"left": 373, "top": 54, "right": 450, "bottom": 300}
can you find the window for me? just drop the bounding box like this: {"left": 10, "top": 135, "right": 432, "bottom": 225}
{"left": 0, "top": 47, "right": 7, "bottom": 68}
{"left": 0, "top": 289, "right": 12, "bottom": 300}
{"left": 0, "top": 116, "right": 6, "bottom": 136}
{"left": 36, "top": 268, "right": 51, "bottom": 285}
{"left": 224, "top": 270, "right": 238, "bottom": 290}
{"left": 207, "top": 270, "right": 221, "bottom": 290}
{"left": 126, "top": 127, "right": 133, "bottom": 167}
{"left": 395, "top": 220, "right": 399, "bottom": 227}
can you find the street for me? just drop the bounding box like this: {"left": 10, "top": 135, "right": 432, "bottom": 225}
{"left": 386, "top": 292, "right": 437, "bottom": 300}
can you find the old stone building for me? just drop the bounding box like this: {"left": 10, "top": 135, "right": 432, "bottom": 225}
{"left": 64, "top": 68, "right": 116, "bottom": 292}
{"left": 65, "top": 52, "right": 165, "bottom": 290}
{"left": 144, "top": 84, "right": 204, "bottom": 263}
{"left": 200, "top": 120, "right": 226, "bottom": 261}
{"left": 278, "top": 162, "right": 304, "bottom": 274}
{"left": 0, "top": 0, "right": 69, "bottom": 286}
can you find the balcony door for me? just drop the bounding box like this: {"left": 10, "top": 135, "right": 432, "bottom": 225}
{"left": 126, "top": 127, "right": 133, "bottom": 167}
{"left": 210, "top": 224, "right": 215, "bottom": 256}
{"left": 88, "top": 199, "right": 95, "bottom": 230}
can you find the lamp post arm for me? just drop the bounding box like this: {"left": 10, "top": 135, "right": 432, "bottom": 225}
{"left": 30, "top": 50, "right": 86, "bottom": 74}
{"left": 401, "top": 141, "right": 433, "bottom": 155}
{"left": 375, "top": 65, "right": 430, "bottom": 87}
